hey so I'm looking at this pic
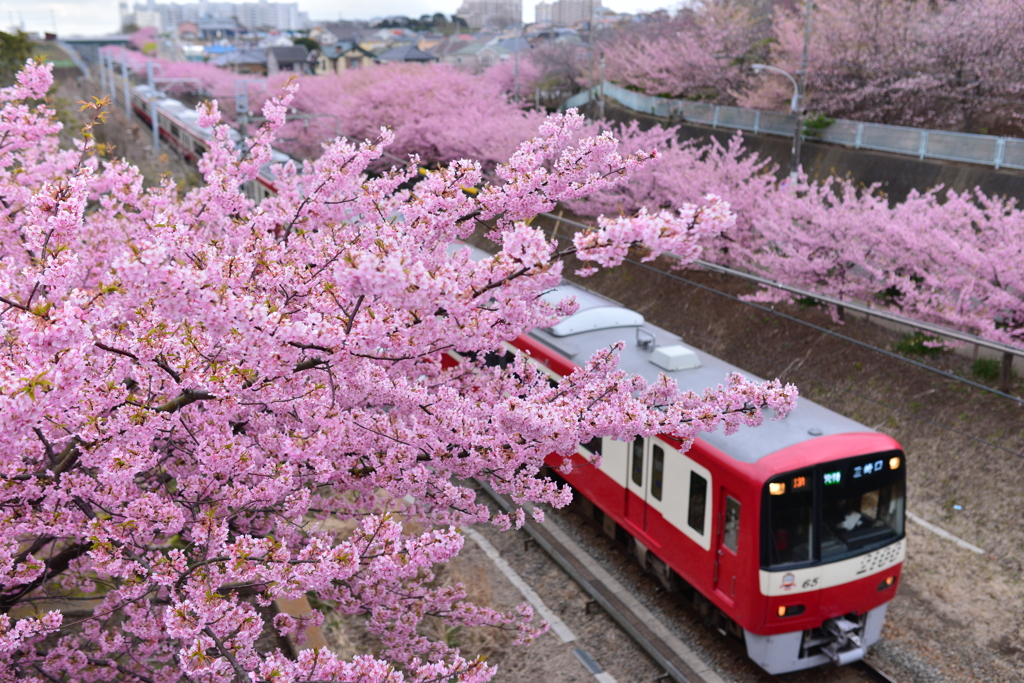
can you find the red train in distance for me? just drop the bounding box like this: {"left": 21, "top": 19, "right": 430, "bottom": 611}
{"left": 129, "top": 85, "right": 287, "bottom": 203}
{"left": 495, "top": 280, "right": 906, "bottom": 674}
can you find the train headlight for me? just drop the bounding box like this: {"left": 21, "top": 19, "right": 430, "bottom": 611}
{"left": 769, "top": 482, "right": 786, "bottom": 496}
{"left": 878, "top": 575, "right": 897, "bottom": 591}
{"left": 889, "top": 456, "right": 900, "bottom": 470}
{"left": 777, "top": 604, "right": 805, "bottom": 617}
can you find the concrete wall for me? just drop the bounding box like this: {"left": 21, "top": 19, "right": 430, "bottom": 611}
{"left": 594, "top": 101, "right": 1024, "bottom": 205}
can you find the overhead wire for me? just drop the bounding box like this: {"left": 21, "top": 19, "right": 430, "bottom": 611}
{"left": 522, "top": 214, "right": 1024, "bottom": 460}
{"left": 282, "top": 142, "right": 1024, "bottom": 456}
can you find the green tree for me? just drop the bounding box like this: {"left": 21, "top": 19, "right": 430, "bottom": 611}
{"left": 0, "top": 30, "right": 34, "bottom": 87}
{"left": 292, "top": 36, "right": 320, "bottom": 53}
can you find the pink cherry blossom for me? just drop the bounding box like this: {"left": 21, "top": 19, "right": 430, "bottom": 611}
{"left": 0, "top": 61, "right": 797, "bottom": 682}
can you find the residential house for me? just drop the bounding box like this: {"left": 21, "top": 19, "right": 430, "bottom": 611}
{"left": 451, "top": 35, "right": 526, "bottom": 70}
{"left": 178, "top": 21, "right": 199, "bottom": 40}
{"left": 266, "top": 45, "right": 313, "bottom": 75}
{"left": 312, "top": 21, "right": 365, "bottom": 46}
{"left": 359, "top": 28, "right": 419, "bottom": 54}
{"left": 212, "top": 47, "right": 268, "bottom": 74}
{"left": 197, "top": 18, "right": 242, "bottom": 40}
{"left": 375, "top": 45, "right": 438, "bottom": 63}
{"left": 315, "top": 41, "right": 376, "bottom": 74}
{"left": 416, "top": 32, "right": 446, "bottom": 52}
{"left": 430, "top": 34, "right": 478, "bottom": 65}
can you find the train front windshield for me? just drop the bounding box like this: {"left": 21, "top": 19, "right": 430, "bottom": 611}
{"left": 763, "top": 451, "right": 905, "bottom": 568}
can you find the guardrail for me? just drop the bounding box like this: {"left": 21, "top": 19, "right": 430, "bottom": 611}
{"left": 564, "top": 82, "right": 1024, "bottom": 171}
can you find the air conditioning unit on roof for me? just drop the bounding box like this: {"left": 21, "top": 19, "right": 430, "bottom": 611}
{"left": 650, "top": 344, "right": 701, "bottom": 372}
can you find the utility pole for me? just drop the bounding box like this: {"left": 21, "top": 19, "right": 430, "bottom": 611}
{"left": 235, "top": 79, "right": 251, "bottom": 139}
{"left": 100, "top": 51, "right": 108, "bottom": 97}
{"left": 147, "top": 61, "right": 159, "bottom": 153}
{"left": 512, "top": 21, "right": 520, "bottom": 103}
{"left": 122, "top": 48, "right": 130, "bottom": 119}
{"left": 791, "top": 0, "right": 814, "bottom": 180}
{"left": 107, "top": 52, "right": 116, "bottom": 109}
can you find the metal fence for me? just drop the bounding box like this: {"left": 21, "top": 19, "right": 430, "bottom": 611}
{"left": 564, "top": 82, "right": 1024, "bottom": 171}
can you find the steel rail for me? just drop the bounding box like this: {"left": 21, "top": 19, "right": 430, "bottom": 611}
{"left": 477, "top": 478, "right": 902, "bottom": 683}
{"left": 475, "top": 478, "right": 704, "bottom": 683}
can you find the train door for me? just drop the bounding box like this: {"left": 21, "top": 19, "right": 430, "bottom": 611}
{"left": 713, "top": 490, "right": 742, "bottom": 606}
{"left": 624, "top": 437, "right": 647, "bottom": 530}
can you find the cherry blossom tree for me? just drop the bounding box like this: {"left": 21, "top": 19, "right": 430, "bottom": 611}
{"left": 600, "top": 0, "right": 767, "bottom": 104}
{"left": 528, "top": 39, "right": 595, "bottom": 97}
{"left": 727, "top": 179, "right": 1024, "bottom": 346}
{"left": 129, "top": 27, "right": 158, "bottom": 53}
{"left": 484, "top": 57, "right": 542, "bottom": 102}
{"left": 0, "top": 61, "right": 799, "bottom": 683}
{"left": 750, "top": 0, "right": 1024, "bottom": 135}
{"left": 566, "top": 125, "right": 1024, "bottom": 348}
{"left": 248, "top": 64, "right": 548, "bottom": 167}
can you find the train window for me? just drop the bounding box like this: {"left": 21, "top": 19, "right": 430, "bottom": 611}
{"left": 650, "top": 445, "right": 664, "bottom": 500}
{"left": 687, "top": 472, "right": 707, "bottom": 533}
{"left": 723, "top": 496, "right": 740, "bottom": 552}
{"left": 194, "top": 141, "right": 205, "bottom": 155}
{"left": 171, "top": 124, "right": 180, "bottom": 138}
{"left": 581, "top": 437, "right": 602, "bottom": 456}
{"left": 767, "top": 470, "right": 814, "bottom": 566}
{"left": 821, "top": 475, "right": 905, "bottom": 563}
{"left": 631, "top": 438, "right": 643, "bottom": 486}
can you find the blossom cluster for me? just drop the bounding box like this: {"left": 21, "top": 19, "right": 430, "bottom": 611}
{"left": 0, "top": 61, "right": 796, "bottom": 683}
{"left": 566, "top": 127, "right": 1024, "bottom": 348}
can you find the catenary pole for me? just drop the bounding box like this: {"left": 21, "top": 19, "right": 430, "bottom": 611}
{"left": 107, "top": 52, "right": 115, "bottom": 109}
{"left": 147, "top": 61, "right": 159, "bottom": 153}
{"left": 791, "top": 0, "right": 814, "bottom": 179}
{"left": 122, "top": 48, "right": 130, "bottom": 118}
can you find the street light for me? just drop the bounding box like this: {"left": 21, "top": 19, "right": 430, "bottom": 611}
{"left": 751, "top": 63, "right": 802, "bottom": 180}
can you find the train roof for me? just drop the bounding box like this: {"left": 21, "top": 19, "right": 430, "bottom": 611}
{"left": 133, "top": 86, "right": 241, "bottom": 143}
{"left": 528, "top": 282, "right": 873, "bottom": 464}
{"left": 445, "top": 242, "right": 874, "bottom": 464}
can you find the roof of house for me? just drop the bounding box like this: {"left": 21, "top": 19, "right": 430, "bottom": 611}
{"left": 317, "top": 22, "right": 364, "bottom": 42}
{"left": 212, "top": 48, "right": 266, "bottom": 67}
{"left": 320, "top": 41, "right": 376, "bottom": 59}
{"left": 428, "top": 35, "right": 477, "bottom": 56}
{"left": 268, "top": 46, "right": 310, "bottom": 64}
{"left": 452, "top": 40, "right": 492, "bottom": 56}
{"left": 376, "top": 45, "right": 438, "bottom": 62}
{"left": 495, "top": 37, "right": 530, "bottom": 53}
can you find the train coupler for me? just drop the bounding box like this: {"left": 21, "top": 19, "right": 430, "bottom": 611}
{"left": 820, "top": 616, "right": 866, "bottom": 665}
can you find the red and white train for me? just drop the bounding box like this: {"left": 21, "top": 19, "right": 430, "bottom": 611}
{"left": 499, "top": 280, "right": 905, "bottom": 674}
{"left": 129, "top": 84, "right": 288, "bottom": 203}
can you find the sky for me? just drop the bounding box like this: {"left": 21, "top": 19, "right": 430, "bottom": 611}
{"left": 1, "top": 0, "right": 673, "bottom": 38}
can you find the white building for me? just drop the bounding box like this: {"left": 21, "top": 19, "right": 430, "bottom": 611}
{"left": 534, "top": 1, "right": 553, "bottom": 25}
{"left": 131, "top": 0, "right": 309, "bottom": 32}
{"left": 456, "top": 0, "right": 523, "bottom": 29}
{"left": 537, "top": 0, "right": 600, "bottom": 27}
{"left": 134, "top": 9, "right": 164, "bottom": 30}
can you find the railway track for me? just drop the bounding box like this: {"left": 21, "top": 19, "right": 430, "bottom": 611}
{"left": 475, "top": 478, "right": 901, "bottom": 683}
